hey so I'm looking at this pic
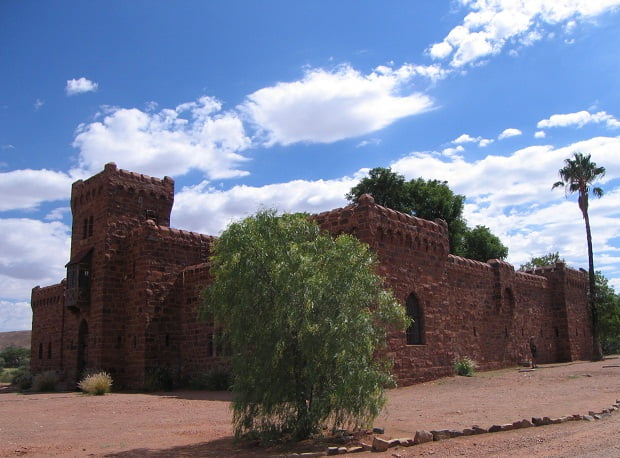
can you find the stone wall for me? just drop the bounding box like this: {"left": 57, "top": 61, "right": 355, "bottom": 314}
{"left": 31, "top": 165, "right": 592, "bottom": 389}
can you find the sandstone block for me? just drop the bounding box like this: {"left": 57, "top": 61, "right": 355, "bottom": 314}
{"left": 372, "top": 436, "right": 391, "bottom": 452}
{"left": 414, "top": 430, "right": 433, "bottom": 444}
{"left": 431, "top": 430, "right": 451, "bottom": 441}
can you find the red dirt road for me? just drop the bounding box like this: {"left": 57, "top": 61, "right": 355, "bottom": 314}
{"left": 0, "top": 358, "right": 618, "bottom": 457}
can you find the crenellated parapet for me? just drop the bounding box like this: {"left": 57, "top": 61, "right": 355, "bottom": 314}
{"left": 31, "top": 281, "right": 66, "bottom": 309}
{"left": 314, "top": 194, "right": 450, "bottom": 261}
{"left": 447, "top": 254, "right": 493, "bottom": 272}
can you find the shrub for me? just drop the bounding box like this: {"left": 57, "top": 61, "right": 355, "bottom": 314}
{"left": 454, "top": 356, "right": 476, "bottom": 377}
{"left": 12, "top": 367, "right": 32, "bottom": 390}
{"left": 144, "top": 366, "right": 185, "bottom": 391}
{"left": 189, "top": 369, "right": 233, "bottom": 391}
{"left": 78, "top": 371, "right": 113, "bottom": 395}
{"left": 0, "top": 346, "right": 30, "bottom": 368}
{"left": 0, "top": 367, "right": 17, "bottom": 383}
{"left": 32, "top": 371, "right": 59, "bottom": 392}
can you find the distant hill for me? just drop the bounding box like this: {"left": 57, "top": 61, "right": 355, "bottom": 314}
{"left": 0, "top": 331, "right": 31, "bottom": 350}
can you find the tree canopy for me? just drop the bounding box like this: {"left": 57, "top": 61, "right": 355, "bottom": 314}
{"left": 200, "top": 210, "right": 409, "bottom": 441}
{"left": 519, "top": 252, "right": 564, "bottom": 271}
{"left": 596, "top": 272, "right": 620, "bottom": 355}
{"left": 347, "top": 167, "right": 507, "bottom": 261}
{"left": 461, "top": 225, "right": 508, "bottom": 262}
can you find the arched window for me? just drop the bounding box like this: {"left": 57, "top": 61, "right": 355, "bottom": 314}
{"left": 406, "top": 294, "right": 424, "bottom": 345}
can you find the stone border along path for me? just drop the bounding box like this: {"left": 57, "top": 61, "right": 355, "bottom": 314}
{"left": 312, "top": 398, "right": 620, "bottom": 456}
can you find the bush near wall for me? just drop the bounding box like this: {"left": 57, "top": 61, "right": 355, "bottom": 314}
{"left": 78, "top": 371, "right": 113, "bottom": 395}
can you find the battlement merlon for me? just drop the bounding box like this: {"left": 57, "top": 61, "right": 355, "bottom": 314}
{"left": 70, "top": 162, "right": 175, "bottom": 229}
{"left": 314, "top": 194, "right": 449, "bottom": 241}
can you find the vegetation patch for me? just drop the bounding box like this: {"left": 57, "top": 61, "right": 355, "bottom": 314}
{"left": 201, "top": 210, "right": 409, "bottom": 441}
{"left": 189, "top": 369, "right": 233, "bottom": 391}
{"left": 32, "top": 371, "right": 59, "bottom": 392}
{"left": 78, "top": 371, "right": 113, "bottom": 395}
{"left": 454, "top": 356, "right": 476, "bottom": 377}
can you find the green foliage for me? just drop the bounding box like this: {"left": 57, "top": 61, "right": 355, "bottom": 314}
{"left": 0, "top": 367, "right": 18, "bottom": 383}
{"left": 552, "top": 152, "right": 605, "bottom": 211}
{"left": 78, "top": 371, "right": 113, "bottom": 395}
{"left": 346, "top": 167, "right": 412, "bottom": 214}
{"left": 0, "top": 346, "right": 30, "bottom": 368}
{"left": 346, "top": 167, "right": 504, "bottom": 258}
{"left": 144, "top": 366, "right": 181, "bottom": 392}
{"left": 200, "top": 210, "right": 410, "bottom": 441}
{"left": 519, "top": 252, "right": 564, "bottom": 271}
{"left": 32, "top": 371, "right": 59, "bottom": 392}
{"left": 408, "top": 177, "right": 468, "bottom": 253}
{"left": 11, "top": 367, "right": 32, "bottom": 391}
{"left": 189, "top": 368, "right": 233, "bottom": 391}
{"left": 454, "top": 356, "right": 476, "bottom": 377}
{"left": 595, "top": 272, "right": 620, "bottom": 355}
{"left": 460, "top": 225, "right": 508, "bottom": 262}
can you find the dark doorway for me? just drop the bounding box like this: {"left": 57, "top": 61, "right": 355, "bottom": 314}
{"left": 406, "top": 294, "right": 424, "bottom": 345}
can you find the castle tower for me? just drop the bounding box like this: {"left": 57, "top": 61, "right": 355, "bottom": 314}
{"left": 64, "top": 163, "right": 174, "bottom": 378}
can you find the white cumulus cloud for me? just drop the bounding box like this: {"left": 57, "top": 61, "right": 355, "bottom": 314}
{"left": 71, "top": 96, "right": 252, "bottom": 179}
{"left": 0, "top": 169, "right": 73, "bottom": 211}
{"left": 428, "top": 0, "right": 620, "bottom": 67}
{"left": 172, "top": 175, "right": 358, "bottom": 236}
{"left": 0, "top": 301, "right": 32, "bottom": 332}
{"left": 537, "top": 110, "right": 620, "bottom": 129}
{"left": 452, "top": 133, "right": 493, "bottom": 147}
{"left": 66, "top": 77, "right": 99, "bottom": 96}
{"left": 240, "top": 64, "right": 434, "bottom": 146}
{"left": 0, "top": 218, "right": 70, "bottom": 302}
{"left": 499, "top": 128, "right": 522, "bottom": 139}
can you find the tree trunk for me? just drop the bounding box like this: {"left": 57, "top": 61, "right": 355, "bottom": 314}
{"left": 583, "top": 209, "right": 604, "bottom": 361}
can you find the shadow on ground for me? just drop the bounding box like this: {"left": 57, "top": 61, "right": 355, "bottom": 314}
{"left": 105, "top": 436, "right": 327, "bottom": 457}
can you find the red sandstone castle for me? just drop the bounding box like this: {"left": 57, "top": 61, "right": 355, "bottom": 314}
{"left": 31, "top": 163, "right": 593, "bottom": 388}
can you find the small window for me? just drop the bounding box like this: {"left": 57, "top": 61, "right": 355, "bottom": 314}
{"left": 38, "top": 342, "right": 43, "bottom": 359}
{"left": 146, "top": 209, "right": 158, "bottom": 224}
{"left": 406, "top": 294, "right": 424, "bottom": 345}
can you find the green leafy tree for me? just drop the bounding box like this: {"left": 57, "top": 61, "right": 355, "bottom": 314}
{"left": 0, "top": 346, "right": 30, "bottom": 368}
{"left": 346, "top": 167, "right": 412, "bottom": 213}
{"left": 408, "top": 178, "right": 468, "bottom": 254}
{"left": 347, "top": 167, "right": 474, "bottom": 254}
{"left": 460, "top": 225, "right": 508, "bottom": 262}
{"left": 595, "top": 272, "right": 620, "bottom": 355}
{"left": 200, "top": 210, "right": 409, "bottom": 441}
{"left": 552, "top": 152, "right": 606, "bottom": 361}
{"left": 519, "top": 252, "right": 564, "bottom": 271}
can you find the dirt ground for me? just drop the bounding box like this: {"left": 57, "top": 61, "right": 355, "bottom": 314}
{"left": 1, "top": 358, "right": 619, "bottom": 457}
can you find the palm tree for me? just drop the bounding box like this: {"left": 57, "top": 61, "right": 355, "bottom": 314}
{"left": 552, "top": 152, "right": 606, "bottom": 361}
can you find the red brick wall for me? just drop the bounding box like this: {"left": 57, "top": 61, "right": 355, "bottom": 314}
{"left": 30, "top": 283, "right": 65, "bottom": 373}
{"left": 31, "top": 167, "right": 591, "bottom": 389}
{"left": 314, "top": 194, "right": 590, "bottom": 385}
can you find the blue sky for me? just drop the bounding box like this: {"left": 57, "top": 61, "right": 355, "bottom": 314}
{"left": 1, "top": 1, "right": 620, "bottom": 331}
